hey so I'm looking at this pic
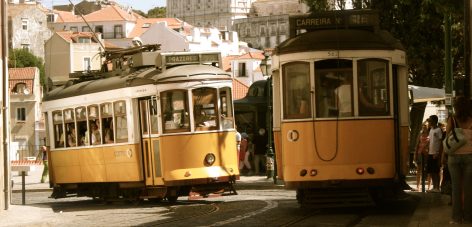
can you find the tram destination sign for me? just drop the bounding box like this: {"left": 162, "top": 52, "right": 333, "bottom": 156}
{"left": 289, "top": 10, "right": 379, "bottom": 37}
{"left": 164, "top": 53, "right": 220, "bottom": 65}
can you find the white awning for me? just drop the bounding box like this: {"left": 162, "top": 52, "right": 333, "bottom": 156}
{"left": 408, "top": 85, "right": 445, "bottom": 103}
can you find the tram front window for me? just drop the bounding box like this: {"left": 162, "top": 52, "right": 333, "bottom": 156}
{"left": 53, "top": 111, "right": 64, "bottom": 148}
{"left": 193, "top": 87, "right": 218, "bottom": 131}
{"left": 161, "top": 90, "right": 190, "bottom": 133}
{"left": 282, "top": 62, "right": 311, "bottom": 119}
{"left": 357, "top": 59, "right": 389, "bottom": 116}
{"left": 220, "top": 87, "right": 234, "bottom": 130}
{"left": 315, "top": 59, "right": 353, "bottom": 118}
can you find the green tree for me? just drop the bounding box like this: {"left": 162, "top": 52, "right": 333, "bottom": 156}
{"left": 147, "top": 7, "right": 166, "bottom": 18}
{"left": 8, "top": 48, "right": 46, "bottom": 86}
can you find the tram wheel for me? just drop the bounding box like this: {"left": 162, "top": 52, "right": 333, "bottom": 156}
{"left": 149, "top": 198, "right": 163, "bottom": 203}
{"left": 166, "top": 196, "right": 178, "bottom": 203}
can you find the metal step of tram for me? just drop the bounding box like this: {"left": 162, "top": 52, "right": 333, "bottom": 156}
{"left": 298, "top": 188, "right": 375, "bottom": 208}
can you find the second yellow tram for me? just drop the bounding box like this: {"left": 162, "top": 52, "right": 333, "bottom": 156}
{"left": 271, "top": 11, "right": 410, "bottom": 206}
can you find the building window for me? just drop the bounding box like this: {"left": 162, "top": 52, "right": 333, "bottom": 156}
{"left": 17, "top": 107, "right": 26, "bottom": 122}
{"left": 83, "top": 57, "right": 91, "bottom": 71}
{"left": 78, "top": 37, "right": 91, "bottom": 43}
{"left": 70, "top": 26, "right": 78, "bottom": 32}
{"left": 95, "top": 25, "right": 103, "bottom": 34}
{"left": 82, "top": 26, "right": 91, "bottom": 32}
{"left": 21, "top": 44, "right": 30, "bottom": 51}
{"left": 21, "top": 18, "right": 28, "bottom": 30}
{"left": 47, "top": 14, "right": 55, "bottom": 23}
{"left": 238, "top": 62, "right": 247, "bottom": 77}
{"left": 12, "top": 83, "right": 29, "bottom": 94}
{"left": 114, "top": 25, "right": 123, "bottom": 38}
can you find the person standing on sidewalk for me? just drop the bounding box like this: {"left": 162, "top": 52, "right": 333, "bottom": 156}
{"left": 414, "top": 122, "right": 430, "bottom": 191}
{"left": 426, "top": 115, "right": 442, "bottom": 193}
{"left": 447, "top": 96, "right": 472, "bottom": 224}
{"left": 253, "top": 128, "right": 268, "bottom": 176}
{"left": 39, "top": 146, "right": 49, "bottom": 183}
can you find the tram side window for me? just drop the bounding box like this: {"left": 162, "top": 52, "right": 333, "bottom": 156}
{"left": 101, "top": 103, "right": 114, "bottom": 144}
{"left": 315, "top": 59, "right": 353, "bottom": 118}
{"left": 161, "top": 90, "right": 190, "bottom": 133}
{"left": 150, "top": 97, "right": 159, "bottom": 134}
{"left": 357, "top": 59, "right": 389, "bottom": 116}
{"left": 219, "top": 87, "right": 234, "bottom": 130}
{"left": 139, "top": 100, "right": 150, "bottom": 135}
{"left": 193, "top": 87, "right": 218, "bottom": 131}
{"left": 114, "top": 101, "right": 128, "bottom": 143}
{"left": 282, "top": 62, "right": 311, "bottom": 119}
{"left": 87, "top": 105, "right": 101, "bottom": 145}
{"left": 64, "top": 109, "right": 77, "bottom": 147}
{"left": 53, "top": 111, "right": 64, "bottom": 148}
{"left": 76, "top": 107, "right": 87, "bottom": 146}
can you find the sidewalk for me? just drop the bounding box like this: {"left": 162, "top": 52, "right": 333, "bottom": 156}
{"left": 10, "top": 164, "right": 51, "bottom": 193}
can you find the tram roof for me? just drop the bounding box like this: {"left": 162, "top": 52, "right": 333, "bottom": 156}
{"left": 275, "top": 29, "right": 404, "bottom": 55}
{"left": 43, "top": 67, "right": 158, "bottom": 101}
{"left": 152, "top": 64, "right": 231, "bottom": 82}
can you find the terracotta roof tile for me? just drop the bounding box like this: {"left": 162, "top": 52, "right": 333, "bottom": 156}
{"left": 232, "top": 79, "right": 249, "bottom": 100}
{"left": 9, "top": 67, "right": 37, "bottom": 94}
{"left": 9, "top": 67, "right": 36, "bottom": 80}
{"left": 222, "top": 55, "right": 237, "bottom": 72}
{"left": 54, "top": 5, "right": 137, "bottom": 23}
{"left": 56, "top": 31, "right": 99, "bottom": 43}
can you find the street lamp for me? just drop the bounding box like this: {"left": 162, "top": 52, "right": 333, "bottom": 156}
{"left": 260, "top": 52, "right": 276, "bottom": 182}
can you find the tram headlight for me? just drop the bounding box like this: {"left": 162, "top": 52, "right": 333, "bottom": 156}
{"left": 204, "top": 153, "right": 216, "bottom": 166}
{"left": 356, "top": 167, "right": 365, "bottom": 175}
{"left": 310, "top": 169, "right": 318, "bottom": 176}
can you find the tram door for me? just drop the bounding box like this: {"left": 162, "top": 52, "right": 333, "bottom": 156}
{"left": 139, "top": 97, "right": 164, "bottom": 186}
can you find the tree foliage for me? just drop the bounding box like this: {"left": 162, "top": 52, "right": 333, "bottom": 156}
{"left": 8, "top": 48, "right": 46, "bottom": 86}
{"left": 147, "top": 7, "right": 166, "bottom": 18}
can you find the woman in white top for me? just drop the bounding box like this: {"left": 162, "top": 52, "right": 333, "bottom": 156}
{"left": 447, "top": 96, "right": 472, "bottom": 224}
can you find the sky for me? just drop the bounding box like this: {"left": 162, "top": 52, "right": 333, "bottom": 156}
{"left": 40, "top": 0, "right": 166, "bottom": 13}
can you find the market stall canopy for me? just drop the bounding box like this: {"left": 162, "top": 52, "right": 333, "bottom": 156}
{"left": 408, "top": 85, "right": 445, "bottom": 103}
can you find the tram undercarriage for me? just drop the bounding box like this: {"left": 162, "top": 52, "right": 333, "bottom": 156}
{"left": 50, "top": 179, "right": 237, "bottom": 202}
{"left": 294, "top": 179, "right": 409, "bottom": 208}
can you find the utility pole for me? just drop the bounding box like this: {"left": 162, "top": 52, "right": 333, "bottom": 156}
{"left": 444, "top": 13, "right": 453, "bottom": 111}
{"left": 466, "top": 0, "right": 471, "bottom": 99}
{"left": 1, "top": 0, "right": 10, "bottom": 210}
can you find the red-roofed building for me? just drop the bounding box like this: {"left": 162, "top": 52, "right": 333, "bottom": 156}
{"left": 48, "top": 4, "right": 138, "bottom": 40}
{"left": 45, "top": 31, "right": 104, "bottom": 87}
{"left": 227, "top": 51, "right": 266, "bottom": 87}
{"left": 9, "top": 67, "right": 46, "bottom": 160}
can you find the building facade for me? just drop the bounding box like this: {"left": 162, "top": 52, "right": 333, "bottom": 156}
{"left": 9, "top": 67, "right": 44, "bottom": 160}
{"left": 44, "top": 31, "right": 103, "bottom": 87}
{"left": 233, "top": 0, "right": 308, "bottom": 49}
{"left": 8, "top": 3, "right": 52, "bottom": 60}
{"left": 166, "top": 0, "right": 256, "bottom": 30}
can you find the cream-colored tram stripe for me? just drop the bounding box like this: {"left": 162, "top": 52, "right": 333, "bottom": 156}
{"left": 207, "top": 200, "right": 278, "bottom": 226}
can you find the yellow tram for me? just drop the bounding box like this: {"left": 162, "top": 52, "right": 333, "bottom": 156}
{"left": 42, "top": 50, "right": 239, "bottom": 202}
{"left": 271, "top": 11, "right": 410, "bottom": 206}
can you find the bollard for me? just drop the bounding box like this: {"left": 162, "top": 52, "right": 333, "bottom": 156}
{"left": 21, "top": 171, "right": 26, "bottom": 205}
